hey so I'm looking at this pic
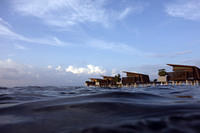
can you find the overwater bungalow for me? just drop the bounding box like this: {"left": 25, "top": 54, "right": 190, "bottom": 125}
{"left": 100, "top": 75, "right": 118, "bottom": 87}
{"left": 158, "top": 64, "right": 200, "bottom": 85}
{"left": 102, "top": 76, "right": 115, "bottom": 81}
{"left": 86, "top": 72, "right": 150, "bottom": 87}
{"left": 85, "top": 78, "right": 102, "bottom": 87}
{"left": 122, "top": 71, "right": 150, "bottom": 86}
{"left": 85, "top": 76, "right": 119, "bottom": 87}
{"left": 86, "top": 64, "right": 200, "bottom": 88}
{"left": 167, "top": 64, "right": 200, "bottom": 81}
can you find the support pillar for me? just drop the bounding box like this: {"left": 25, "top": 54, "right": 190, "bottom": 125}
{"left": 134, "top": 83, "right": 137, "bottom": 88}
{"left": 172, "top": 81, "right": 175, "bottom": 85}
{"left": 192, "top": 81, "right": 195, "bottom": 86}
{"left": 175, "top": 81, "right": 178, "bottom": 85}
{"left": 196, "top": 80, "right": 199, "bottom": 86}
{"left": 186, "top": 80, "right": 189, "bottom": 85}
{"left": 153, "top": 83, "right": 156, "bottom": 87}
{"left": 194, "top": 81, "right": 196, "bottom": 86}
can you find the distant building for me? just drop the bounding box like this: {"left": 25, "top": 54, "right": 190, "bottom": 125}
{"left": 102, "top": 76, "right": 115, "bottom": 81}
{"left": 158, "top": 75, "right": 168, "bottom": 83}
{"left": 85, "top": 78, "right": 102, "bottom": 87}
{"left": 101, "top": 76, "right": 117, "bottom": 87}
{"left": 85, "top": 76, "right": 118, "bottom": 87}
{"left": 122, "top": 71, "right": 150, "bottom": 86}
{"left": 167, "top": 64, "right": 200, "bottom": 81}
{"left": 85, "top": 72, "right": 150, "bottom": 87}
{"left": 157, "top": 69, "right": 168, "bottom": 83}
{"left": 85, "top": 64, "right": 200, "bottom": 87}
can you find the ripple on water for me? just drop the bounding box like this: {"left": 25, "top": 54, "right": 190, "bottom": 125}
{"left": 0, "top": 86, "right": 200, "bottom": 133}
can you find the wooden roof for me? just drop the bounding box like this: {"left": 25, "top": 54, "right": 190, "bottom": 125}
{"left": 101, "top": 75, "right": 115, "bottom": 78}
{"left": 122, "top": 71, "right": 148, "bottom": 76}
{"left": 167, "top": 64, "right": 200, "bottom": 69}
{"left": 89, "top": 78, "right": 102, "bottom": 81}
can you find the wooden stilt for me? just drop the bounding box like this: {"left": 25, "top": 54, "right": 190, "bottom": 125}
{"left": 153, "top": 83, "right": 156, "bottom": 87}
{"left": 192, "top": 81, "right": 195, "bottom": 86}
{"left": 134, "top": 83, "right": 137, "bottom": 88}
{"left": 186, "top": 80, "right": 189, "bottom": 85}
{"left": 196, "top": 80, "right": 199, "bottom": 86}
{"left": 194, "top": 81, "right": 196, "bottom": 86}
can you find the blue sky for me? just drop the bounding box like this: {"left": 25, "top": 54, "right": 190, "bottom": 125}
{"left": 0, "top": 0, "right": 200, "bottom": 87}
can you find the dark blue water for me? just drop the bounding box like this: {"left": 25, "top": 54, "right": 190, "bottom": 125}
{"left": 1, "top": 86, "right": 200, "bottom": 133}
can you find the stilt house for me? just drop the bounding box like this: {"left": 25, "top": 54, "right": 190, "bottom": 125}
{"left": 122, "top": 71, "right": 150, "bottom": 86}
{"left": 167, "top": 64, "right": 200, "bottom": 81}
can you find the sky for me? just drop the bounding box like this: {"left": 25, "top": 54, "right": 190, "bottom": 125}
{"left": 0, "top": 0, "right": 200, "bottom": 87}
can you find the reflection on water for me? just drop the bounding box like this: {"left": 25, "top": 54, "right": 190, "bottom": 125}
{"left": 0, "top": 86, "right": 200, "bottom": 133}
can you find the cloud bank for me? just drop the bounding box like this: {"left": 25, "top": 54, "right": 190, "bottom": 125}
{"left": 0, "top": 59, "right": 105, "bottom": 87}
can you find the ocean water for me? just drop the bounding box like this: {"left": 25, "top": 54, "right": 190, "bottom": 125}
{"left": 1, "top": 85, "right": 200, "bottom": 133}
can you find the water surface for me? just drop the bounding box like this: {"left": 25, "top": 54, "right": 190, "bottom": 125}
{"left": 0, "top": 85, "right": 200, "bottom": 133}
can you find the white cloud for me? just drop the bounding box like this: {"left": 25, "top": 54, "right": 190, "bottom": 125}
{"left": 118, "top": 5, "right": 144, "bottom": 20}
{"left": 14, "top": 44, "right": 27, "bottom": 50}
{"left": 0, "top": 19, "right": 24, "bottom": 40}
{"left": 55, "top": 65, "right": 62, "bottom": 71}
{"left": 150, "top": 50, "right": 192, "bottom": 58}
{"left": 166, "top": 0, "right": 200, "bottom": 20}
{"left": 13, "top": 0, "right": 144, "bottom": 27}
{"left": 30, "top": 37, "right": 69, "bottom": 46}
{"left": 66, "top": 65, "right": 106, "bottom": 74}
{"left": 47, "top": 65, "right": 53, "bottom": 69}
{"left": 89, "top": 39, "right": 145, "bottom": 56}
{"left": 0, "top": 17, "right": 68, "bottom": 46}
{"left": 118, "top": 7, "right": 133, "bottom": 20}
{"left": 0, "top": 18, "right": 12, "bottom": 28}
